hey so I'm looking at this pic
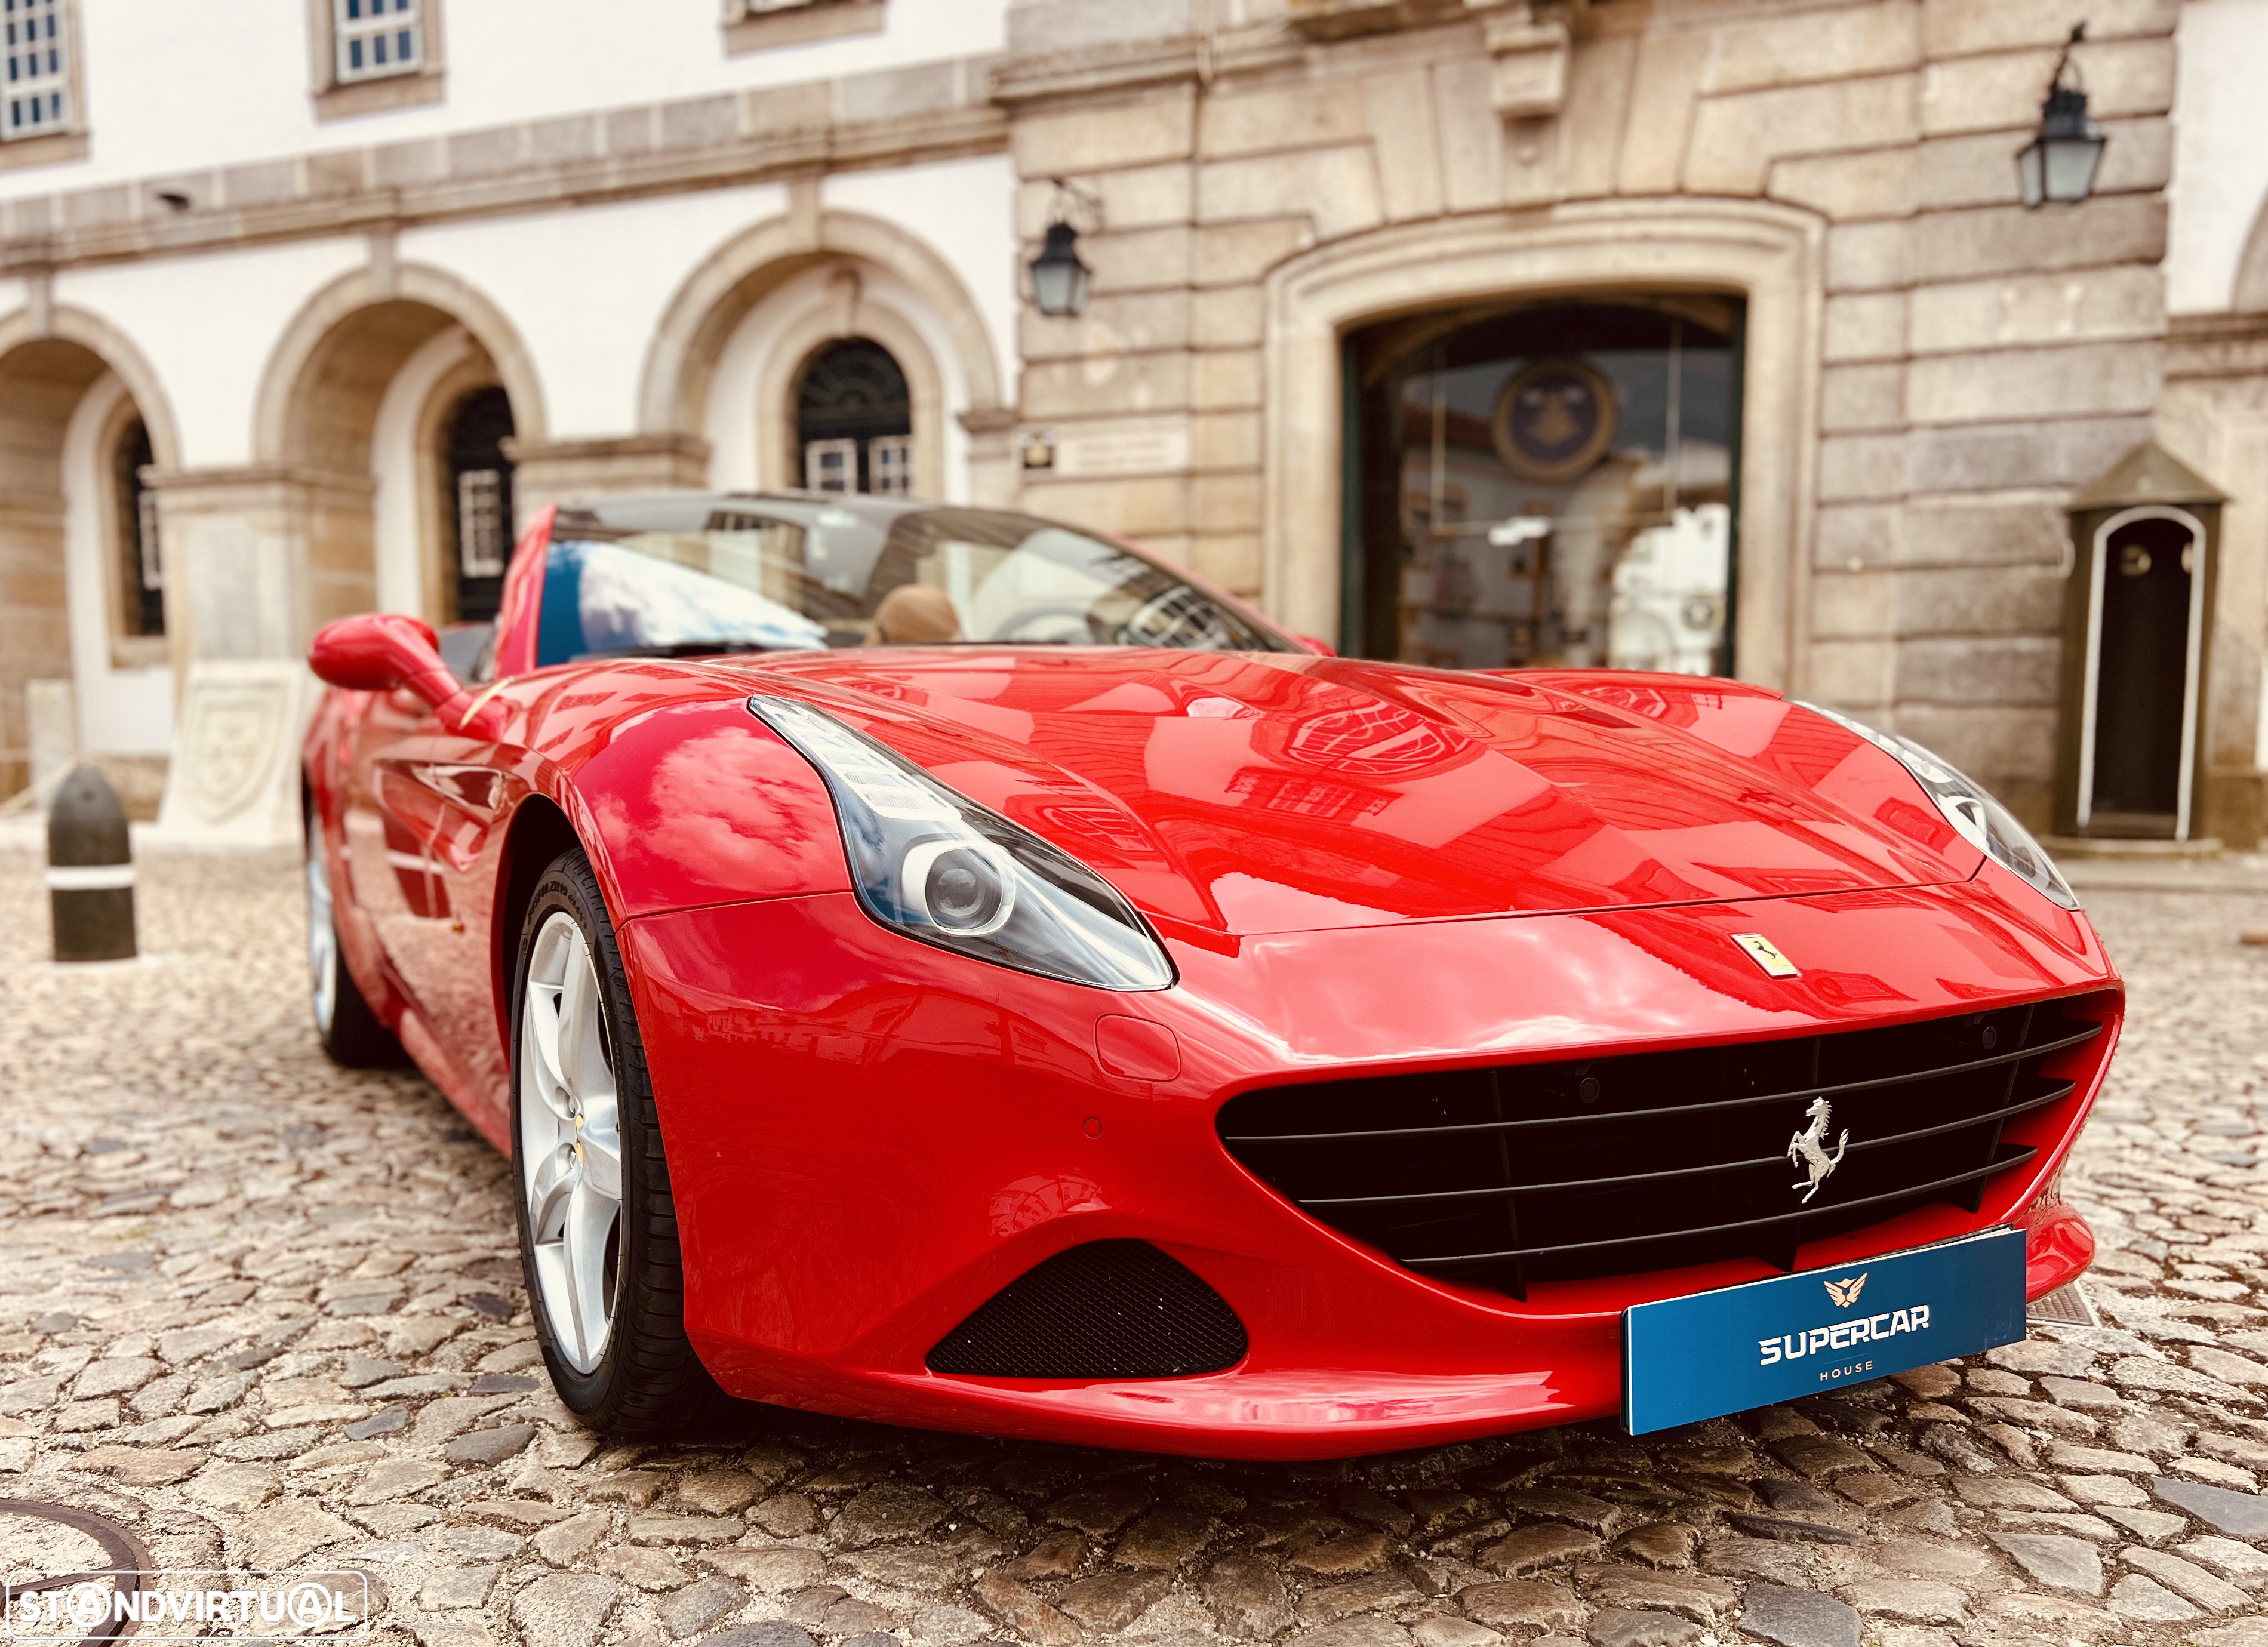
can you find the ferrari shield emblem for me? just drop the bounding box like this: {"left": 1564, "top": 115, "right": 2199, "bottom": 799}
{"left": 1731, "top": 932, "right": 1799, "bottom": 977}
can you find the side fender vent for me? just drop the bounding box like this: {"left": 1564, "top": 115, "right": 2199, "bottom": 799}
{"left": 925, "top": 1240, "right": 1247, "bottom": 1380}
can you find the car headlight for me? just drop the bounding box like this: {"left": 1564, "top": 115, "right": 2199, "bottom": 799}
{"left": 748, "top": 694, "right": 1175, "bottom": 990}
{"left": 1796, "top": 700, "right": 2079, "bottom": 912}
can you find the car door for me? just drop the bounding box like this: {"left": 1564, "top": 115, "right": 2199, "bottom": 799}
{"left": 340, "top": 687, "right": 439, "bottom": 1001}
{"left": 396, "top": 745, "right": 517, "bottom": 1130}
{"left": 372, "top": 510, "right": 555, "bottom": 1131}
{"left": 344, "top": 684, "right": 516, "bottom": 1134}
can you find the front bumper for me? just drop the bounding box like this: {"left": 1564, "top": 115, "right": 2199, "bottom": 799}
{"left": 621, "top": 860, "right": 2118, "bottom": 1459}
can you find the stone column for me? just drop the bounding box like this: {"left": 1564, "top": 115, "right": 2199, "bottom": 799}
{"left": 959, "top": 408, "right": 1020, "bottom": 509}
{"left": 140, "top": 464, "right": 360, "bottom": 848}
{"left": 502, "top": 435, "right": 713, "bottom": 522}
{"left": 144, "top": 464, "right": 378, "bottom": 673}
{"left": 0, "top": 488, "right": 70, "bottom": 799}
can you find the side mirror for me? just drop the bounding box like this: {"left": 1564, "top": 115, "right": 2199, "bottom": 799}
{"left": 1296, "top": 634, "right": 1339, "bottom": 658}
{"left": 309, "top": 613, "right": 460, "bottom": 707}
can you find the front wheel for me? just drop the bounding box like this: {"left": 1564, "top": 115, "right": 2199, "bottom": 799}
{"left": 512, "top": 849, "right": 726, "bottom": 1434}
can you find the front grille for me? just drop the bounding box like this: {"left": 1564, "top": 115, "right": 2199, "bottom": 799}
{"left": 1217, "top": 997, "right": 2105, "bottom": 1300}
{"left": 926, "top": 1240, "right": 1248, "bottom": 1380}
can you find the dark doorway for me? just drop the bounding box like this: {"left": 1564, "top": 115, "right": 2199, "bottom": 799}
{"left": 2086, "top": 512, "right": 2200, "bottom": 836}
{"left": 445, "top": 386, "right": 515, "bottom": 623}
{"left": 797, "top": 338, "right": 913, "bottom": 496}
{"left": 1345, "top": 297, "right": 1743, "bottom": 672}
{"left": 113, "top": 417, "right": 162, "bottom": 636}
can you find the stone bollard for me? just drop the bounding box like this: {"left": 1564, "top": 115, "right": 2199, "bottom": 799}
{"left": 48, "top": 764, "right": 136, "bottom": 963}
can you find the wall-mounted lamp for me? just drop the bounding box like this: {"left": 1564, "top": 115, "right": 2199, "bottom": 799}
{"left": 2017, "top": 24, "right": 2106, "bottom": 208}
{"left": 1030, "top": 178, "right": 1099, "bottom": 318}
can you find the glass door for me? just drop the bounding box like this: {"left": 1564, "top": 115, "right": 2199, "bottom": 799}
{"left": 1347, "top": 297, "right": 1744, "bottom": 675}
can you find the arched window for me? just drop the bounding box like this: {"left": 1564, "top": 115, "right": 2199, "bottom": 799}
{"left": 445, "top": 386, "right": 515, "bottom": 623}
{"left": 113, "top": 418, "right": 162, "bottom": 637}
{"left": 796, "top": 338, "right": 912, "bottom": 497}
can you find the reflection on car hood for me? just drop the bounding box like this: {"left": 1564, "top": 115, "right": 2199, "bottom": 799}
{"left": 738, "top": 648, "right": 1978, "bottom": 938}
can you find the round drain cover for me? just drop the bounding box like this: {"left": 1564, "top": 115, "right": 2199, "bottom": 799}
{"left": 0, "top": 1499, "right": 149, "bottom": 1646}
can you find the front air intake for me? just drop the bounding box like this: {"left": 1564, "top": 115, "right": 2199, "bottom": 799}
{"left": 1217, "top": 995, "right": 2114, "bottom": 1301}
{"left": 925, "top": 1240, "right": 1247, "bottom": 1379}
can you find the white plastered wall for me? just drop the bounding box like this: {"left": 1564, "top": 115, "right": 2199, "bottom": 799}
{"left": 704, "top": 262, "right": 972, "bottom": 500}
{"left": 54, "top": 238, "right": 369, "bottom": 468}
{"left": 2168, "top": 0, "right": 2268, "bottom": 315}
{"left": 0, "top": 0, "right": 1008, "bottom": 203}
{"left": 401, "top": 184, "right": 790, "bottom": 441}
{"left": 61, "top": 373, "right": 173, "bottom": 755}
{"left": 371, "top": 325, "right": 475, "bottom": 621}
{"left": 825, "top": 155, "right": 1015, "bottom": 418}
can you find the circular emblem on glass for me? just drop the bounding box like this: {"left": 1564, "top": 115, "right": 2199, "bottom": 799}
{"left": 1492, "top": 357, "right": 1617, "bottom": 484}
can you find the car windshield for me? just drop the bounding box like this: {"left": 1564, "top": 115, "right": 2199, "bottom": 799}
{"left": 534, "top": 500, "right": 1288, "bottom": 665}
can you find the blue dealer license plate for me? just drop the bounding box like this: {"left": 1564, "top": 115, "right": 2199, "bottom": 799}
{"left": 1623, "top": 1226, "right": 2028, "bottom": 1434}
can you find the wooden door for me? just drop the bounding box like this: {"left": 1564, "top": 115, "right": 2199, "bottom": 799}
{"left": 2087, "top": 513, "right": 2200, "bottom": 836}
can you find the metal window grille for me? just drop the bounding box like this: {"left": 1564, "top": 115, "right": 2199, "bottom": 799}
{"left": 868, "top": 435, "right": 913, "bottom": 497}
{"left": 804, "top": 438, "right": 858, "bottom": 494}
{"left": 2, "top": 0, "right": 69, "bottom": 141}
{"left": 456, "top": 469, "right": 507, "bottom": 579}
{"left": 334, "top": 0, "right": 421, "bottom": 83}
{"left": 136, "top": 490, "right": 162, "bottom": 594}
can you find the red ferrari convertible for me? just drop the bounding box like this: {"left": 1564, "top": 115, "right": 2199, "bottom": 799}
{"left": 302, "top": 491, "right": 2115, "bottom": 1457}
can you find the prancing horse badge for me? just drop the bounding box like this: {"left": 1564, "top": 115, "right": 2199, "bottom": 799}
{"left": 1731, "top": 933, "right": 1800, "bottom": 977}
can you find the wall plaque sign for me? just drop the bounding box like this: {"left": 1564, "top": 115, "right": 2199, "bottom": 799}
{"left": 1051, "top": 417, "right": 1192, "bottom": 479}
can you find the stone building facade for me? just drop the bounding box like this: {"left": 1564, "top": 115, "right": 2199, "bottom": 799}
{"left": 1003, "top": 0, "right": 2220, "bottom": 840}
{"left": 1, "top": 0, "right": 2264, "bottom": 848}
{"left": 2159, "top": 0, "right": 2268, "bottom": 851}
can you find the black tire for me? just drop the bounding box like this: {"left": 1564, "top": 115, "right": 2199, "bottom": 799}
{"left": 511, "top": 848, "right": 728, "bottom": 1434}
{"left": 307, "top": 818, "right": 407, "bottom": 1069}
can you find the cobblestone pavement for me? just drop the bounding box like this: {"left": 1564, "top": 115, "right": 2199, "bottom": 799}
{"left": 2, "top": 849, "right": 2267, "bottom": 1647}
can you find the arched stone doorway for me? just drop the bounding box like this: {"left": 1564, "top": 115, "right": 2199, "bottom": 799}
{"left": 270, "top": 300, "right": 509, "bottom": 635}
{"left": 1263, "top": 199, "right": 1823, "bottom": 686}
{"left": 640, "top": 207, "right": 1012, "bottom": 506}
{"left": 0, "top": 319, "right": 177, "bottom": 806}
{"left": 242, "top": 269, "right": 543, "bottom": 651}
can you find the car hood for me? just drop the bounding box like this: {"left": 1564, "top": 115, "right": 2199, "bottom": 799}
{"left": 737, "top": 648, "right": 1978, "bottom": 938}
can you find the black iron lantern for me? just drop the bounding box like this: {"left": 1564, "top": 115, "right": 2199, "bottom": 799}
{"left": 1031, "top": 221, "right": 1091, "bottom": 318}
{"left": 2017, "top": 26, "right": 2106, "bottom": 208}
{"left": 1031, "top": 178, "right": 1099, "bottom": 318}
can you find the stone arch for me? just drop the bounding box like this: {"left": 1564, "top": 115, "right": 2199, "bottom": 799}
{"left": 1261, "top": 198, "right": 1826, "bottom": 691}
{"left": 368, "top": 324, "right": 500, "bottom": 624}
{"left": 0, "top": 305, "right": 180, "bottom": 796}
{"left": 252, "top": 262, "right": 547, "bottom": 465}
{"left": 734, "top": 268, "right": 951, "bottom": 497}
{"left": 246, "top": 265, "right": 544, "bottom": 635}
{"left": 0, "top": 303, "right": 183, "bottom": 470}
{"left": 638, "top": 208, "right": 1004, "bottom": 448}
{"left": 2236, "top": 190, "right": 2268, "bottom": 313}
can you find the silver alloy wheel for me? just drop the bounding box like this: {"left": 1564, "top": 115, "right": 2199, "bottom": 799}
{"left": 520, "top": 909, "right": 625, "bottom": 1375}
{"left": 307, "top": 833, "right": 337, "bottom": 1035}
